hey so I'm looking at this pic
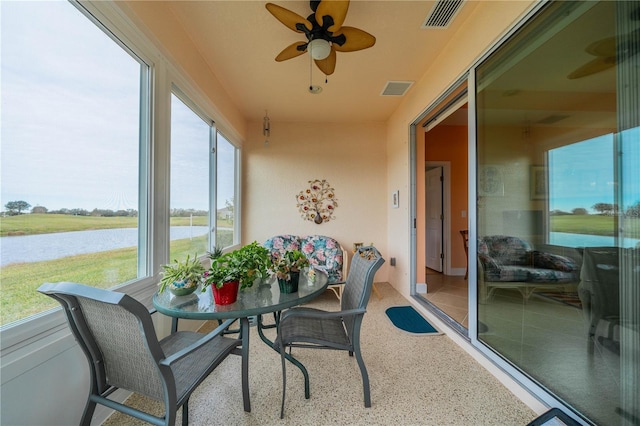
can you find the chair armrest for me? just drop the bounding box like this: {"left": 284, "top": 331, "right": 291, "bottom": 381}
{"left": 160, "top": 318, "right": 238, "bottom": 366}
{"left": 283, "top": 307, "right": 365, "bottom": 321}
{"left": 532, "top": 251, "right": 578, "bottom": 272}
{"left": 478, "top": 253, "right": 501, "bottom": 272}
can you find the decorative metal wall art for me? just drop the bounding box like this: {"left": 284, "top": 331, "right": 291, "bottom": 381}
{"left": 296, "top": 179, "right": 338, "bottom": 224}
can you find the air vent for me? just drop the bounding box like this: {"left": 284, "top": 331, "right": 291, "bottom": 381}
{"left": 421, "top": 0, "right": 464, "bottom": 29}
{"left": 381, "top": 81, "right": 414, "bottom": 96}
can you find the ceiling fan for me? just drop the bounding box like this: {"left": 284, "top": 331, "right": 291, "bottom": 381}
{"left": 265, "top": 0, "right": 376, "bottom": 76}
{"left": 567, "top": 29, "right": 640, "bottom": 79}
{"left": 568, "top": 6, "right": 639, "bottom": 80}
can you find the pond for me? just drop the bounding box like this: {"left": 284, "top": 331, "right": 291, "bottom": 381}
{"left": 0, "top": 226, "right": 209, "bottom": 266}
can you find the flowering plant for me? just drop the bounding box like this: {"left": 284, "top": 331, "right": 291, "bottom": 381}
{"left": 269, "top": 249, "right": 310, "bottom": 281}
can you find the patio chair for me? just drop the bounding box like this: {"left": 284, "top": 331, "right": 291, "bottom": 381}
{"left": 478, "top": 235, "right": 579, "bottom": 302}
{"left": 274, "top": 246, "right": 385, "bottom": 418}
{"left": 38, "top": 282, "right": 247, "bottom": 426}
{"left": 578, "top": 246, "right": 623, "bottom": 343}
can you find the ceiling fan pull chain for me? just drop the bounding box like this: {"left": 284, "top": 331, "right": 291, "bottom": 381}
{"left": 309, "top": 50, "right": 313, "bottom": 91}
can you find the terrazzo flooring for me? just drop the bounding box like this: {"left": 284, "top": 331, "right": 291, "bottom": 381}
{"left": 103, "top": 282, "right": 537, "bottom": 425}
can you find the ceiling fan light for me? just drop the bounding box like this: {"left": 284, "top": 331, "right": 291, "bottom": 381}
{"left": 308, "top": 39, "right": 331, "bottom": 60}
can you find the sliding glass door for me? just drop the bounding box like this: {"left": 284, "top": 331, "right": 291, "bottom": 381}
{"left": 475, "top": 1, "right": 639, "bottom": 424}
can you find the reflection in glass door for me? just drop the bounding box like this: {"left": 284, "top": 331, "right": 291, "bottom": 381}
{"left": 475, "top": 1, "right": 639, "bottom": 424}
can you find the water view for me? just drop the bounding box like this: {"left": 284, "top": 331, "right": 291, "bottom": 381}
{"left": 549, "top": 232, "right": 640, "bottom": 248}
{"left": 0, "top": 226, "right": 209, "bottom": 266}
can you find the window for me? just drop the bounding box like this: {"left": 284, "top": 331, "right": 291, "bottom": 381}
{"left": 548, "top": 135, "right": 619, "bottom": 247}
{"left": 0, "top": 1, "right": 150, "bottom": 327}
{"left": 215, "top": 132, "right": 237, "bottom": 248}
{"left": 169, "top": 94, "right": 240, "bottom": 259}
{"left": 169, "top": 93, "right": 211, "bottom": 261}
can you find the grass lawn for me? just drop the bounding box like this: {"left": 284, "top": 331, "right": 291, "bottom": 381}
{"left": 551, "top": 215, "right": 640, "bottom": 238}
{"left": 0, "top": 234, "right": 233, "bottom": 326}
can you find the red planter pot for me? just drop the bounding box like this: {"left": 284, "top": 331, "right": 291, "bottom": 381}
{"left": 212, "top": 281, "right": 239, "bottom": 305}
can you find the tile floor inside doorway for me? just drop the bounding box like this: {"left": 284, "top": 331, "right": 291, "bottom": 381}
{"left": 423, "top": 268, "right": 469, "bottom": 328}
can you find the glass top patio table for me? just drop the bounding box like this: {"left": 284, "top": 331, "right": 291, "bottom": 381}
{"left": 152, "top": 270, "right": 329, "bottom": 413}
{"left": 153, "top": 269, "right": 328, "bottom": 321}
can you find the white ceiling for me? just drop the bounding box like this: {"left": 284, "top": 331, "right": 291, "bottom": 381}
{"left": 165, "top": 1, "right": 481, "bottom": 123}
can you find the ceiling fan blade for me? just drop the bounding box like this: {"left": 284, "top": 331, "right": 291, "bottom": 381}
{"left": 585, "top": 36, "right": 616, "bottom": 57}
{"left": 333, "top": 26, "right": 376, "bottom": 52}
{"left": 315, "top": 0, "right": 350, "bottom": 33}
{"left": 265, "top": 3, "right": 313, "bottom": 33}
{"left": 567, "top": 57, "right": 616, "bottom": 79}
{"left": 314, "top": 48, "right": 337, "bottom": 75}
{"left": 275, "top": 42, "right": 308, "bottom": 62}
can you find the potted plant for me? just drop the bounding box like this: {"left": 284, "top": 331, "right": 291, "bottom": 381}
{"left": 269, "top": 249, "right": 310, "bottom": 294}
{"left": 158, "top": 254, "right": 205, "bottom": 296}
{"left": 203, "top": 241, "right": 270, "bottom": 305}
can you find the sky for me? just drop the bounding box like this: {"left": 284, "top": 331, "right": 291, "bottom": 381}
{"left": 548, "top": 131, "right": 640, "bottom": 214}
{"left": 1, "top": 1, "right": 234, "bottom": 213}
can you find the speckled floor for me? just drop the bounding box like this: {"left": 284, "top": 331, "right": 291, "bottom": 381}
{"left": 103, "top": 283, "right": 537, "bottom": 425}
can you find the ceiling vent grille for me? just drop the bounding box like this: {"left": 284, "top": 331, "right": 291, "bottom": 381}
{"left": 381, "top": 81, "right": 414, "bottom": 96}
{"left": 421, "top": 0, "right": 464, "bottom": 29}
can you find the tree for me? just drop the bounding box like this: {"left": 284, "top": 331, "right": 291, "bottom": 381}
{"left": 571, "top": 207, "right": 588, "bottom": 215}
{"left": 4, "top": 200, "right": 31, "bottom": 215}
{"left": 225, "top": 197, "right": 234, "bottom": 221}
{"left": 31, "top": 205, "right": 48, "bottom": 214}
{"left": 592, "top": 202, "right": 616, "bottom": 215}
{"left": 625, "top": 202, "right": 640, "bottom": 218}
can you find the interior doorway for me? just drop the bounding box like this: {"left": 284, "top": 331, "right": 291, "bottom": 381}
{"left": 414, "top": 83, "right": 469, "bottom": 332}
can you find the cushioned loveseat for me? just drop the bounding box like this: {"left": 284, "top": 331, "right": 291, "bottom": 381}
{"left": 263, "top": 234, "right": 347, "bottom": 299}
{"left": 478, "top": 235, "right": 579, "bottom": 302}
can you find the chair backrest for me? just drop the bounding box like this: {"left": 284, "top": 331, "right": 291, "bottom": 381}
{"left": 479, "top": 235, "right": 532, "bottom": 266}
{"left": 263, "top": 235, "right": 302, "bottom": 258}
{"left": 300, "top": 235, "right": 345, "bottom": 283}
{"left": 460, "top": 230, "right": 469, "bottom": 255}
{"left": 581, "top": 247, "right": 620, "bottom": 314}
{"left": 38, "top": 282, "right": 168, "bottom": 401}
{"left": 340, "top": 246, "right": 384, "bottom": 329}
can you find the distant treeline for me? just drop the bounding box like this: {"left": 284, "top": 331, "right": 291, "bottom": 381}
{"left": 2, "top": 200, "right": 207, "bottom": 217}
{"left": 551, "top": 201, "right": 640, "bottom": 217}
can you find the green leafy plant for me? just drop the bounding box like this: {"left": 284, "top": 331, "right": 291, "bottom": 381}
{"left": 269, "top": 249, "right": 310, "bottom": 281}
{"left": 158, "top": 254, "right": 205, "bottom": 293}
{"left": 203, "top": 241, "right": 270, "bottom": 290}
{"left": 207, "top": 245, "right": 224, "bottom": 260}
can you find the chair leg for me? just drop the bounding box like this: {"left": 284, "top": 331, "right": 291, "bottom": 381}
{"left": 353, "top": 342, "right": 371, "bottom": 408}
{"left": 240, "top": 317, "right": 251, "bottom": 413}
{"left": 279, "top": 344, "right": 287, "bottom": 419}
{"left": 181, "top": 399, "right": 188, "bottom": 426}
{"left": 80, "top": 397, "right": 97, "bottom": 426}
{"left": 371, "top": 283, "right": 382, "bottom": 300}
